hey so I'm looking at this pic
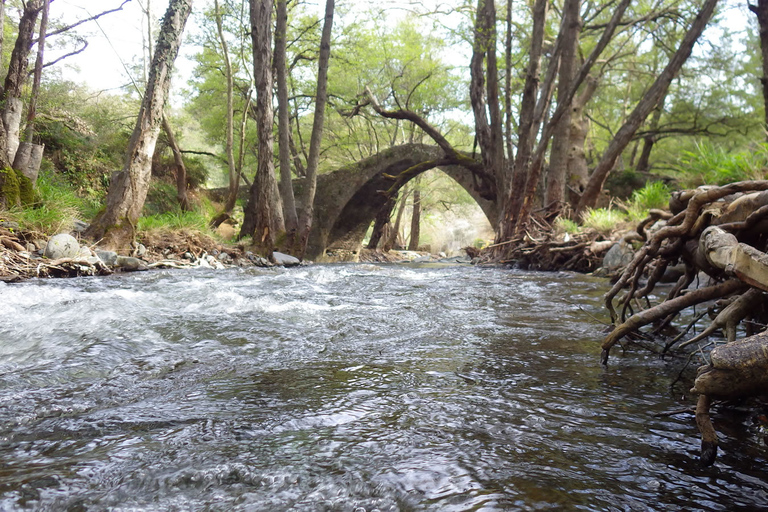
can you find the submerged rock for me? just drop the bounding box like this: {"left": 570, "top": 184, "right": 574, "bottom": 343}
{"left": 44, "top": 234, "right": 80, "bottom": 259}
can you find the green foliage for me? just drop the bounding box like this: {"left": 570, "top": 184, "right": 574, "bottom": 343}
{"left": 624, "top": 181, "right": 671, "bottom": 221}
{"left": 554, "top": 217, "right": 582, "bottom": 235}
{"left": 1, "top": 167, "right": 20, "bottom": 206}
{"left": 137, "top": 210, "right": 210, "bottom": 232}
{"left": 16, "top": 169, "right": 34, "bottom": 206}
{"left": 581, "top": 208, "right": 627, "bottom": 234}
{"left": 669, "top": 142, "right": 768, "bottom": 187}
{"left": 6, "top": 171, "right": 97, "bottom": 234}
{"left": 143, "top": 180, "right": 181, "bottom": 217}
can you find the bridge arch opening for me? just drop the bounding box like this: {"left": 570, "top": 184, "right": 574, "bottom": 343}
{"left": 305, "top": 144, "right": 498, "bottom": 261}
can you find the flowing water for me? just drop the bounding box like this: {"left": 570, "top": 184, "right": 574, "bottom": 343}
{"left": 1, "top": 264, "right": 767, "bottom": 511}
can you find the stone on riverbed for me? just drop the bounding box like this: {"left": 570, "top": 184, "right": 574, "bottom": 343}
{"left": 43, "top": 233, "right": 80, "bottom": 259}
{"left": 96, "top": 250, "right": 118, "bottom": 266}
{"left": 115, "top": 255, "right": 148, "bottom": 271}
{"left": 273, "top": 251, "right": 300, "bottom": 267}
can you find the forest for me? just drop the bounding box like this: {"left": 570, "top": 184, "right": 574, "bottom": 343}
{"left": 2, "top": 0, "right": 768, "bottom": 471}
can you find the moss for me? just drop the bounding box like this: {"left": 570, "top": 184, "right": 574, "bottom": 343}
{"left": 0, "top": 166, "right": 20, "bottom": 207}
{"left": 15, "top": 168, "right": 34, "bottom": 206}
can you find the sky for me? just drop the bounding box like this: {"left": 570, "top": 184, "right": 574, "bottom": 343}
{"left": 43, "top": 0, "right": 755, "bottom": 101}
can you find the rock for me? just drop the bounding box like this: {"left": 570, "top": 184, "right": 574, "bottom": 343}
{"left": 115, "top": 255, "right": 147, "bottom": 271}
{"left": 0, "top": 220, "right": 20, "bottom": 231}
{"left": 72, "top": 220, "right": 89, "bottom": 233}
{"left": 601, "top": 241, "right": 635, "bottom": 274}
{"left": 217, "top": 252, "right": 233, "bottom": 263}
{"left": 76, "top": 246, "right": 92, "bottom": 259}
{"left": 96, "top": 250, "right": 118, "bottom": 266}
{"left": 273, "top": 251, "right": 300, "bottom": 267}
{"left": 438, "top": 251, "right": 447, "bottom": 258}
{"left": 32, "top": 239, "right": 46, "bottom": 251}
{"left": 44, "top": 233, "right": 80, "bottom": 259}
{"left": 133, "top": 243, "right": 147, "bottom": 258}
{"left": 25, "top": 243, "right": 35, "bottom": 252}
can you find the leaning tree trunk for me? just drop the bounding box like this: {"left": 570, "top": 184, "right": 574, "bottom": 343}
{"left": 576, "top": 0, "right": 719, "bottom": 216}
{"left": 84, "top": 0, "right": 193, "bottom": 251}
{"left": 240, "top": 0, "right": 285, "bottom": 255}
{"left": 295, "top": 0, "right": 334, "bottom": 258}
{"left": 384, "top": 188, "right": 409, "bottom": 251}
{"left": 367, "top": 195, "right": 397, "bottom": 250}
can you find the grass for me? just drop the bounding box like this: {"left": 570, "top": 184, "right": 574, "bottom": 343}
{"left": 554, "top": 217, "right": 581, "bottom": 235}
{"left": 670, "top": 141, "right": 768, "bottom": 187}
{"left": 137, "top": 210, "right": 211, "bottom": 232}
{"left": 4, "top": 171, "right": 99, "bottom": 234}
{"left": 581, "top": 207, "right": 628, "bottom": 234}
{"left": 624, "top": 181, "right": 670, "bottom": 222}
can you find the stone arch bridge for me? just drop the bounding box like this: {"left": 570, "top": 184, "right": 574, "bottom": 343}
{"left": 298, "top": 143, "right": 498, "bottom": 261}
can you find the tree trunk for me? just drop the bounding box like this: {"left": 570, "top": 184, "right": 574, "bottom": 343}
{"left": 240, "top": 0, "right": 286, "bottom": 255}
{"left": 469, "top": 0, "right": 504, "bottom": 204}
{"left": 504, "top": 0, "right": 514, "bottom": 164}
{"left": 576, "top": 0, "right": 718, "bottom": 216}
{"left": 275, "top": 0, "right": 299, "bottom": 239}
{"left": 545, "top": 0, "right": 581, "bottom": 212}
{"left": 499, "top": 0, "right": 548, "bottom": 240}
{"left": 566, "top": 76, "right": 599, "bottom": 208}
{"left": 84, "top": 0, "right": 192, "bottom": 251}
{"left": 23, "top": 0, "right": 48, "bottom": 145}
{"left": 1, "top": 0, "right": 44, "bottom": 166}
{"left": 295, "top": 0, "right": 334, "bottom": 257}
{"left": 367, "top": 195, "right": 397, "bottom": 249}
{"left": 213, "top": 0, "right": 240, "bottom": 217}
{"left": 408, "top": 177, "right": 422, "bottom": 251}
{"left": 384, "top": 188, "right": 409, "bottom": 251}
{"left": 161, "top": 112, "right": 190, "bottom": 211}
{"left": 635, "top": 93, "right": 667, "bottom": 173}
{"left": 750, "top": 0, "right": 768, "bottom": 138}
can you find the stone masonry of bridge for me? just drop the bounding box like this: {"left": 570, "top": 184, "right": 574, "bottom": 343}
{"left": 297, "top": 143, "right": 498, "bottom": 261}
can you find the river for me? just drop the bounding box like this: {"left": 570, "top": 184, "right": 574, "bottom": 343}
{"left": 0, "top": 264, "right": 766, "bottom": 511}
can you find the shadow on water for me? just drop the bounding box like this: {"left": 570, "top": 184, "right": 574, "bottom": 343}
{"left": 1, "top": 264, "right": 767, "bottom": 510}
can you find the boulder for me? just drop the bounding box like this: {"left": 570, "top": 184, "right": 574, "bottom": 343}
{"left": 601, "top": 241, "right": 635, "bottom": 274}
{"left": 96, "top": 250, "right": 118, "bottom": 266}
{"left": 115, "top": 255, "right": 147, "bottom": 271}
{"left": 43, "top": 233, "right": 80, "bottom": 259}
{"left": 273, "top": 251, "right": 301, "bottom": 267}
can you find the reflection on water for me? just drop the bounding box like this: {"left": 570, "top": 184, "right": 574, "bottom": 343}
{"left": 0, "top": 264, "right": 766, "bottom": 511}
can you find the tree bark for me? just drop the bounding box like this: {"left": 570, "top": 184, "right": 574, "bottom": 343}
{"left": 408, "top": 176, "right": 422, "bottom": 251}
{"left": 295, "top": 0, "right": 335, "bottom": 257}
{"left": 545, "top": 0, "right": 581, "bottom": 212}
{"left": 384, "top": 188, "right": 409, "bottom": 251}
{"left": 469, "top": 0, "right": 505, "bottom": 207}
{"left": 23, "top": 0, "right": 48, "bottom": 145}
{"left": 275, "top": 0, "right": 299, "bottom": 239}
{"left": 750, "top": 0, "right": 768, "bottom": 138}
{"left": 240, "top": 0, "right": 286, "bottom": 255}
{"left": 1, "top": 0, "right": 45, "bottom": 166}
{"left": 499, "top": 0, "right": 548, "bottom": 240}
{"left": 566, "top": 76, "right": 598, "bottom": 203}
{"left": 84, "top": 0, "right": 193, "bottom": 250}
{"left": 161, "top": 112, "right": 190, "bottom": 211}
{"left": 576, "top": 0, "right": 719, "bottom": 216}
{"left": 635, "top": 93, "right": 667, "bottom": 173}
{"left": 213, "top": 0, "right": 240, "bottom": 216}
{"left": 368, "top": 195, "right": 397, "bottom": 249}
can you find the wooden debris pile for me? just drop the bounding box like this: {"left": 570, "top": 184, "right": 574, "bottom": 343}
{"left": 484, "top": 214, "right": 613, "bottom": 272}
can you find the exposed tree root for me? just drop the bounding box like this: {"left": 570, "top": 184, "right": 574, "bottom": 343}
{"left": 600, "top": 180, "right": 768, "bottom": 466}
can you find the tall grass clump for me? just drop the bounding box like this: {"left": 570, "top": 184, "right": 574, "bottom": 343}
{"left": 625, "top": 181, "right": 671, "bottom": 221}
{"left": 671, "top": 142, "right": 768, "bottom": 187}
{"left": 581, "top": 207, "right": 627, "bottom": 234}
{"left": 137, "top": 210, "right": 211, "bottom": 233}
{"left": 6, "top": 171, "right": 98, "bottom": 234}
